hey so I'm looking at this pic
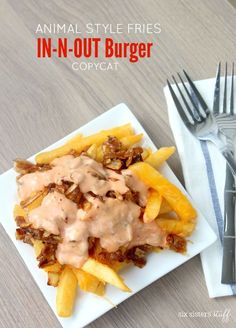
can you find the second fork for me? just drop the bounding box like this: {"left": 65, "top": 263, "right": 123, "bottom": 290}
{"left": 167, "top": 70, "right": 236, "bottom": 176}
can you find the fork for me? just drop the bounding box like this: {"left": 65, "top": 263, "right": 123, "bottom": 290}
{"left": 214, "top": 63, "right": 236, "bottom": 152}
{"left": 167, "top": 71, "right": 236, "bottom": 176}
{"left": 213, "top": 62, "right": 236, "bottom": 284}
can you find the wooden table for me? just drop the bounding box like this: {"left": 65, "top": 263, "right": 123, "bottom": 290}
{"left": 0, "top": 0, "right": 236, "bottom": 327}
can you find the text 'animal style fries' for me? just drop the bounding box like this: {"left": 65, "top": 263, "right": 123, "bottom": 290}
{"left": 13, "top": 124, "right": 197, "bottom": 317}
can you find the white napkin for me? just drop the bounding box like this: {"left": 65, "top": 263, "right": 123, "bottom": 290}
{"left": 164, "top": 78, "right": 236, "bottom": 298}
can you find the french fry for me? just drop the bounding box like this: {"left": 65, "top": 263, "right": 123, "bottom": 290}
{"left": 73, "top": 268, "right": 105, "bottom": 296}
{"left": 33, "top": 240, "right": 62, "bottom": 272}
{"left": 20, "top": 189, "right": 47, "bottom": 209}
{"left": 145, "top": 147, "right": 175, "bottom": 168}
{"left": 26, "top": 190, "right": 47, "bottom": 212}
{"left": 156, "top": 218, "right": 195, "bottom": 237}
{"left": 56, "top": 267, "right": 77, "bottom": 317}
{"left": 47, "top": 272, "right": 60, "bottom": 287}
{"left": 13, "top": 204, "right": 26, "bottom": 218}
{"left": 120, "top": 134, "right": 143, "bottom": 148}
{"left": 36, "top": 123, "right": 134, "bottom": 164}
{"left": 96, "top": 281, "right": 106, "bottom": 296}
{"left": 44, "top": 262, "right": 62, "bottom": 273}
{"left": 143, "top": 189, "right": 162, "bottom": 223}
{"left": 100, "top": 124, "right": 133, "bottom": 136}
{"left": 86, "top": 144, "right": 97, "bottom": 160}
{"left": 36, "top": 143, "right": 77, "bottom": 165}
{"left": 65, "top": 133, "right": 83, "bottom": 145}
{"left": 111, "top": 261, "right": 129, "bottom": 272}
{"left": 82, "top": 258, "right": 131, "bottom": 292}
{"left": 96, "top": 145, "right": 103, "bottom": 162}
{"left": 141, "top": 148, "right": 152, "bottom": 161}
{"left": 97, "top": 133, "right": 143, "bottom": 162}
{"left": 33, "top": 240, "right": 44, "bottom": 257}
{"left": 129, "top": 162, "right": 197, "bottom": 222}
{"left": 159, "top": 199, "right": 172, "bottom": 214}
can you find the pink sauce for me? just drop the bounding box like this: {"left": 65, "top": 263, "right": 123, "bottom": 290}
{"left": 18, "top": 155, "right": 166, "bottom": 268}
{"left": 18, "top": 155, "right": 129, "bottom": 201}
{"left": 122, "top": 170, "right": 148, "bottom": 206}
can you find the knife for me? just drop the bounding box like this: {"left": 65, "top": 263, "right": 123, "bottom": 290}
{"left": 221, "top": 164, "right": 236, "bottom": 283}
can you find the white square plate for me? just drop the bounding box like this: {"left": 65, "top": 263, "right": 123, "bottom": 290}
{"left": 0, "top": 103, "right": 216, "bottom": 328}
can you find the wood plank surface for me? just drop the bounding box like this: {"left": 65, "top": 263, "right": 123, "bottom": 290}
{"left": 0, "top": 0, "right": 236, "bottom": 327}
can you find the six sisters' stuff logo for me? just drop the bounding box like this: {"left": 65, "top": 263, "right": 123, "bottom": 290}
{"left": 178, "top": 309, "right": 231, "bottom": 323}
{"left": 35, "top": 23, "right": 161, "bottom": 71}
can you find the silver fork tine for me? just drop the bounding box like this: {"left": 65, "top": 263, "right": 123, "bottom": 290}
{"left": 167, "top": 79, "right": 190, "bottom": 124}
{"left": 230, "top": 63, "right": 234, "bottom": 115}
{"left": 168, "top": 67, "right": 236, "bottom": 176}
{"left": 171, "top": 75, "right": 197, "bottom": 123}
{"left": 177, "top": 73, "right": 203, "bottom": 121}
{"left": 223, "top": 62, "right": 228, "bottom": 114}
{"left": 213, "top": 62, "right": 221, "bottom": 115}
{"left": 183, "top": 70, "right": 210, "bottom": 115}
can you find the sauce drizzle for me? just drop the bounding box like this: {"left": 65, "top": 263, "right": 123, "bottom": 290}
{"left": 18, "top": 155, "right": 166, "bottom": 268}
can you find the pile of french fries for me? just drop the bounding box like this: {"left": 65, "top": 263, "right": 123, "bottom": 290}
{"left": 14, "top": 123, "right": 197, "bottom": 317}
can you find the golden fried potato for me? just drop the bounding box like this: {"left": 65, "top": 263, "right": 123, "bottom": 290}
{"left": 111, "top": 261, "right": 129, "bottom": 272}
{"left": 145, "top": 147, "right": 175, "bottom": 168}
{"left": 33, "top": 240, "right": 44, "bottom": 257}
{"left": 144, "top": 189, "right": 162, "bottom": 223}
{"left": 159, "top": 199, "right": 172, "bottom": 214}
{"left": 44, "top": 262, "right": 62, "bottom": 273}
{"left": 129, "top": 162, "right": 197, "bottom": 222}
{"left": 47, "top": 272, "right": 60, "bottom": 287}
{"left": 56, "top": 267, "right": 77, "bottom": 317}
{"left": 96, "top": 282, "right": 106, "bottom": 296}
{"left": 86, "top": 144, "right": 97, "bottom": 160}
{"left": 82, "top": 258, "right": 131, "bottom": 292}
{"left": 141, "top": 148, "right": 152, "bottom": 161}
{"left": 73, "top": 268, "right": 105, "bottom": 296}
{"left": 26, "top": 190, "right": 47, "bottom": 211}
{"left": 37, "top": 143, "right": 76, "bottom": 165}
{"left": 65, "top": 133, "right": 83, "bottom": 145}
{"left": 13, "top": 204, "right": 26, "bottom": 218}
{"left": 96, "top": 145, "right": 103, "bottom": 162}
{"left": 36, "top": 123, "right": 133, "bottom": 164}
{"left": 156, "top": 218, "right": 196, "bottom": 237}
{"left": 120, "top": 134, "right": 143, "bottom": 148}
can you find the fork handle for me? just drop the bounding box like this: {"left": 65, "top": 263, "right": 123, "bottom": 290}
{"left": 222, "top": 150, "right": 236, "bottom": 176}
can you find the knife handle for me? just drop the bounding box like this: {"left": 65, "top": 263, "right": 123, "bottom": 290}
{"left": 222, "top": 165, "right": 236, "bottom": 284}
{"left": 223, "top": 189, "right": 236, "bottom": 236}
{"left": 221, "top": 236, "right": 236, "bottom": 284}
